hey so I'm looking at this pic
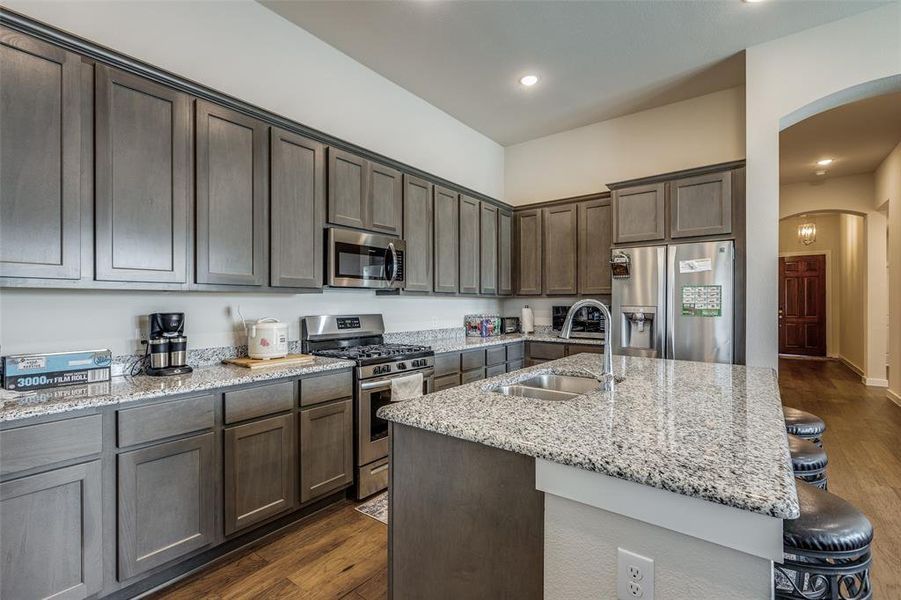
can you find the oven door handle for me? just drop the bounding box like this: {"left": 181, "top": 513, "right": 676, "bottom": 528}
{"left": 360, "top": 369, "right": 434, "bottom": 391}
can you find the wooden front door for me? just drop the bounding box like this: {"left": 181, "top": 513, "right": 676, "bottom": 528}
{"left": 779, "top": 255, "right": 827, "bottom": 356}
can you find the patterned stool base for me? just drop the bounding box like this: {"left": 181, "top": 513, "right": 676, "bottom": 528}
{"left": 774, "top": 549, "right": 871, "bottom": 600}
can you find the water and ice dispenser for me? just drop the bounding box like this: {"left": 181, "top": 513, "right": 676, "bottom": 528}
{"left": 620, "top": 306, "right": 657, "bottom": 352}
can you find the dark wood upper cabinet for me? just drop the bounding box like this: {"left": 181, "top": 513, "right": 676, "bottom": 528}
{"left": 117, "top": 432, "right": 216, "bottom": 580}
{"left": 327, "top": 147, "right": 368, "bottom": 230}
{"left": 578, "top": 199, "right": 612, "bottom": 295}
{"left": 479, "top": 202, "right": 498, "bottom": 295}
{"left": 458, "top": 195, "right": 480, "bottom": 294}
{"left": 670, "top": 171, "right": 733, "bottom": 238}
{"left": 433, "top": 186, "right": 459, "bottom": 294}
{"left": 0, "top": 28, "right": 82, "bottom": 280}
{"left": 195, "top": 100, "right": 268, "bottom": 286}
{"left": 94, "top": 66, "right": 191, "bottom": 283}
{"left": 497, "top": 209, "right": 513, "bottom": 296}
{"left": 299, "top": 399, "right": 353, "bottom": 503}
{"left": 270, "top": 128, "right": 325, "bottom": 288}
{"left": 368, "top": 161, "right": 403, "bottom": 236}
{"left": 612, "top": 183, "right": 665, "bottom": 244}
{"left": 402, "top": 175, "right": 433, "bottom": 292}
{"left": 514, "top": 209, "right": 542, "bottom": 296}
{"left": 224, "top": 413, "right": 295, "bottom": 535}
{"left": 543, "top": 204, "right": 579, "bottom": 295}
{"left": 0, "top": 460, "right": 102, "bottom": 600}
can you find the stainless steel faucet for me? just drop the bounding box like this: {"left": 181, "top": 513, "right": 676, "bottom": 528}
{"left": 559, "top": 299, "right": 614, "bottom": 381}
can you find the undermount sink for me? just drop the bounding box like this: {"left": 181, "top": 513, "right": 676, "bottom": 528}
{"left": 493, "top": 374, "right": 603, "bottom": 401}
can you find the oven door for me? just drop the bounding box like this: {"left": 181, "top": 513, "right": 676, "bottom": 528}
{"left": 327, "top": 227, "right": 406, "bottom": 289}
{"left": 357, "top": 368, "right": 433, "bottom": 466}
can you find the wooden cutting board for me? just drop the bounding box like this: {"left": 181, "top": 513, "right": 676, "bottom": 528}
{"left": 223, "top": 354, "right": 316, "bottom": 369}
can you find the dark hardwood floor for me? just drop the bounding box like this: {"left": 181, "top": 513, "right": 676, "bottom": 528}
{"left": 779, "top": 357, "right": 901, "bottom": 599}
{"left": 153, "top": 357, "right": 900, "bottom": 599}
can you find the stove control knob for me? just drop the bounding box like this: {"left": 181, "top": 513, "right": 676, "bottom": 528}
{"left": 397, "top": 362, "right": 407, "bottom": 370}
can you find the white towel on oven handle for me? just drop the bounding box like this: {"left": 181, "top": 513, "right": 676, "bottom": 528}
{"left": 390, "top": 373, "right": 423, "bottom": 401}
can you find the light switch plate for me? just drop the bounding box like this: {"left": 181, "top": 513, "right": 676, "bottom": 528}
{"left": 617, "top": 548, "right": 654, "bottom": 600}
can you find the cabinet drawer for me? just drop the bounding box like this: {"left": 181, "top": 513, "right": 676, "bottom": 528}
{"left": 567, "top": 344, "right": 604, "bottom": 355}
{"left": 506, "top": 343, "right": 524, "bottom": 361}
{"left": 486, "top": 346, "right": 507, "bottom": 366}
{"left": 433, "top": 373, "right": 461, "bottom": 391}
{"left": 0, "top": 415, "right": 102, "bottom": 477}
{"left": 461, "top": 368, "right": 485, "bottom": 384}
{"left": 528, "top": 342, "right": 566, "bottom": 361}
{"left": 356, "top": 457, "right": 389, "bottom": 501}
{"left": 300, "top": 371, "right": 353, "bottom": 407}
{"left": 224, "top": 381, "right": 295, "bottom": 424}
{"left": 460, "top": 349, "right": 486, "bottom": 371}
{"left": 118, "top": 394, "right": 214, "bottom": 447}
{"left": 434, "top": 352, "right": 461, "bottom": 377}
{"left": 485, "top": 364, "right": 506, "bottom": 378}
{"left": 507, "top": 360, "right": 524, "bottom": 372}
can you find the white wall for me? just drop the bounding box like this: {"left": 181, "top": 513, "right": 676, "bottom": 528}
{"left": 875, "top": 142, "right": 901, "bottom": 401}
{"left": 0, "top": 289, "right": 501, "bottom": 357}
{"left": 0, "top": 0, "right": 508, "bottom": 358}
{"left": 504, "top": 86, "right": 746, "bottom": 205}
{"left": 780, "top": 174, "right": 876, "bottom": 218}
{"left": 4, "top": 0, "right": 504, "bottom": 199}
{"left": 838, "top": 214, "right": 866, "bottom": 373}
{"left": 744, "top": 4, "right": 901, "bottom": 369}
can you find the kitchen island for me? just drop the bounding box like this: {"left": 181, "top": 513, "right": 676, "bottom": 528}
{"left": 379, "top": 353, "right": 798, "bottom": 600}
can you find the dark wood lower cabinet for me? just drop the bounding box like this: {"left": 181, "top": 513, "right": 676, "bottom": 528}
{"left": 117, "top": 432, "right": 216, "bottom": 581}
{"left": 224, "top": 413, "right": 295, "bottom": 535}
{"left": 0, "top": 460, "right": 102, "bottom": 600}
{"left": 299, "top": 399, "right": 353, "bottom": 503}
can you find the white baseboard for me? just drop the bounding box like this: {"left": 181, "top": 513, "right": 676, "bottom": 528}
{"left": 838, "top": 356, "right": 864, "bottom": 377}
{"left": 863, "top": 377, "right": 889, "bottom": 387}
{"left": 888, "top": 388, "right": 901, "bottom": 408}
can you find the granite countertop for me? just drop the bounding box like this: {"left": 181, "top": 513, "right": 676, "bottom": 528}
{"left": 0, "top": 356, "right": 354, "bottom": 424}
{"left": 387, "top": 331, "right": 604, "bottom": 354}
{"left": 379, "top": 353, "right": 799, "bottom": 519}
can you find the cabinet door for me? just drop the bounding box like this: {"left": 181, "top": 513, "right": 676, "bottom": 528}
{"left": 327, "top": 147, "right": 368, "bottom": 230}
{"left": 497, "top": 209, "right": 513, "bottom": 295}
{"left": 369, "top": 161, "right": 403, "bottom": 235}
{"left": 117, "top": 432, "right": 215, "bottom": 580}
{"left": 1, "top": 461, "right": 101, "bottom": 600}
{"left": 458, "top": 195, "right": 480, "bottom": 294}
{"left": 670, "top": 171, "right": 732, "bottom": 238}
{"left": 195, "top": 101, "right": 268, "bottom": 286}
{"left": 578, "top": 199, "right": 612, "bottom": 295}
{"left": 299, "top": 399, "right": 353, "bottom": 503}
{"left": 514, "top": 209, "right": 542, "bottom": 295}
{"left": 433, "top": 186, "right": 459, "bottom": 293}
{"left": 270, "top": 128, "right": 325, "bottom": 288}
{"left": 612, "top": 183, "right": 665, "bottom": 244}
{"left": 479, "top": 202, "right": 498, "bottom": 295}
{"left": 1, "top": 28, "right": 82, "bottom": 280}
{"left": 543, "top": 204, "right": 578, "bottom": 295}
{"left": 403, "top": 175, "right": 433, "bottom": 292}
{"left": 95, "top": 66, "right": 191, "bottom": 283}
{"left": 224, "top": 414, "right": 295, "bottom": 535}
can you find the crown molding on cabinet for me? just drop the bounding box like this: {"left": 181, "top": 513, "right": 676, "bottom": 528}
{"left": 606, "top": 159, "right": 746, "bottom": 190}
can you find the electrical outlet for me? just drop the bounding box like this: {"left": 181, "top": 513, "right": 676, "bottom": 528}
{"left": 617, "top": 548, "right": 654, "bottom": 600}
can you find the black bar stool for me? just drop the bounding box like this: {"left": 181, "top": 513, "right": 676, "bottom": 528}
{"left": 789, "top": 434, "right": 828, "bottom": 489}
{"left": 784, "top": 406, "right": 826, "bottom": 447}
{"left": 775, "top": 482, "right": 873, "bottom": 600}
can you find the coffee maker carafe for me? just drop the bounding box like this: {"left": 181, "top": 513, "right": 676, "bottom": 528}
{"left": 146, "top": 312, "right": 193, "bottom": 376}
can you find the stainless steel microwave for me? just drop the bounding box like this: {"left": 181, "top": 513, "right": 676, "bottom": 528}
{"left": 327, "top": 227, "right": 406, "bottom": 289}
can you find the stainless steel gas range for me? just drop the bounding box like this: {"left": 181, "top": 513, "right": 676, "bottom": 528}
{"left": 301, "top": 314, "right": 433, "bottom": 499}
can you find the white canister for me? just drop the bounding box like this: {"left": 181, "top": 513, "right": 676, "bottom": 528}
{"left": 521, "top": 305, "right": 534, "bottom": 334}
{"left": 247, "top": 318, "right": 289, "bottom": 359}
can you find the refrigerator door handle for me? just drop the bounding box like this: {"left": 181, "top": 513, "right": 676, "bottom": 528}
{"left": 666, "top": 245, "right": 676, "bottom": 360}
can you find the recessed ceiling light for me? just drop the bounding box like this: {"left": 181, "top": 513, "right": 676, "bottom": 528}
{"left": 816, "top": 158, "right": 834, "bottom": 166}
{"left": 815, "top": 170, "right": 827, "bottom": 176}
{"left": 519, "top": 74, "right": 539, "bottom": 87}
{"left": 742, "top": 0, "right": 766, "bottom": 3}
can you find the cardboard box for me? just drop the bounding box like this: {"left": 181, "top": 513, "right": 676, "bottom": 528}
{"left": 2, "top": 350, "right": 112, "bottom": 391}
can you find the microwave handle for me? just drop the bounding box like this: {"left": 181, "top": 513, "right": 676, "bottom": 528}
{"left": 387, "top": 242, "right": 398, "bottom": 287}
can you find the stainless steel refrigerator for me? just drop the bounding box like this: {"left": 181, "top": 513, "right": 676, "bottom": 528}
{"left": 611, "top": 240, "right": 734, "bottom": 364}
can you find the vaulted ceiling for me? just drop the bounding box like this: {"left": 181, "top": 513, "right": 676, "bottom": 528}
{"left": 260, "top": 1, "right": 887, "bottom": 145}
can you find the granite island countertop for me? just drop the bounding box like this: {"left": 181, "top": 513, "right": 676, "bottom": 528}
{"left": 379, "top": 353, "right": 799, "bottom": 519}
{"left": 0, "top": 356, "right": 354, "bottom": 423}
{"left": 385, "top": 330, "right": 604, "bottom": 354}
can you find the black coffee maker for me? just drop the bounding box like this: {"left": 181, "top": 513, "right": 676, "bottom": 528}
{"left": 146, "top": 312, "right": 193, "bottom": 376}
